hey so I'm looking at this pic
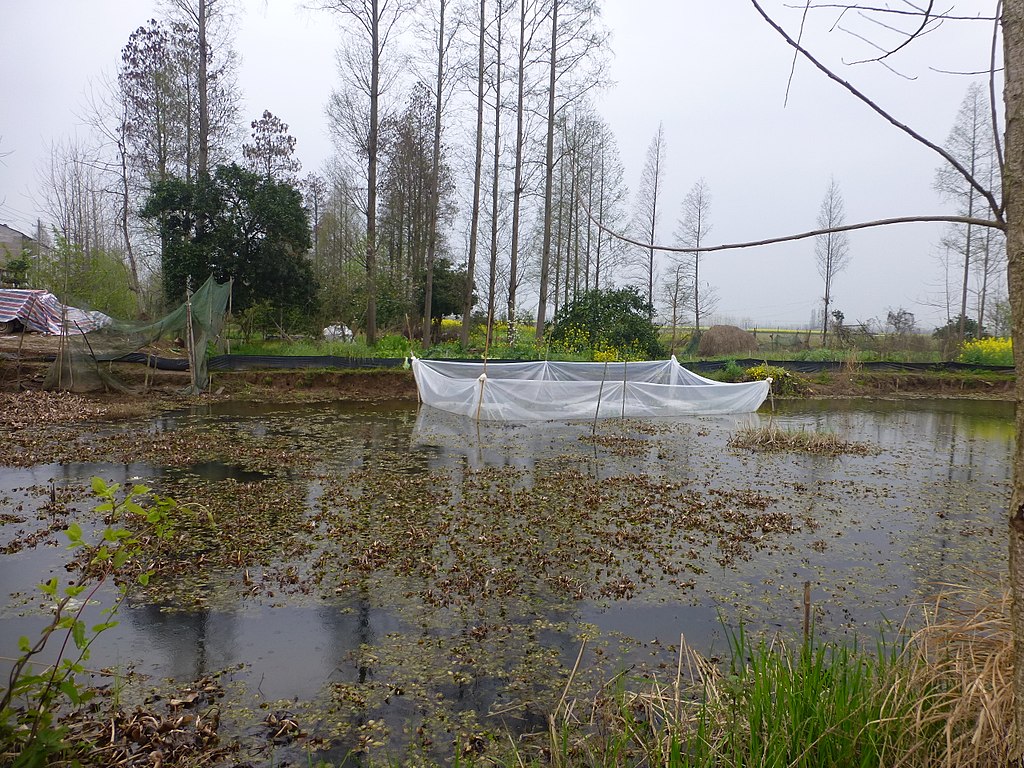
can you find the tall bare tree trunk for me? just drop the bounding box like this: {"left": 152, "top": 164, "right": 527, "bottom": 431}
{"left": 535, "top": 0, "right": 558, "bottom": 339}
{"left": 422, "top": 0, "right": 447, "bottom": 347}
{"left": 486, "top": 0, "right": 504, "bottom": 349}
{"left": 198, "top": 0, "right": 209, "bottom": 176}
{"left": 1003, "top": 1, "right": 1024, "bottom": 758}
{"left": 366, "top": 0, "right": 381, "bottom": 345}
{"left": 462, "top": 0, "right": 487, "bottom": 347}
{"left": 507, "top": 0, "right": 528, "bottom": 344}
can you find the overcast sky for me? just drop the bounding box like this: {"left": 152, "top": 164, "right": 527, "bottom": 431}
{"left": 0, "top": 1, "right": 1001, "bottom": 330}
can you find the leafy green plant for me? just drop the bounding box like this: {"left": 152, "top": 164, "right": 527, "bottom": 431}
{"left": 375, "top": 334, "right": 415, "bottom": 358}
{"left": 721, "top": 359, "right": 745, "bottom": 381}
{"left": 0, "top": 478, "right": 178, "bottom": 766}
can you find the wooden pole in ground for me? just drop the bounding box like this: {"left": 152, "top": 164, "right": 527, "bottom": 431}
{"left": 16, "top": 321, "right": 26, "bottom": 389}
{"left": 185, "top": 281, "right": 197, "bottom": 393}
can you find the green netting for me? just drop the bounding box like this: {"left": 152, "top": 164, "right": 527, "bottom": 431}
{"left": 44, "top": 276, "right": 231, "bottom": 394}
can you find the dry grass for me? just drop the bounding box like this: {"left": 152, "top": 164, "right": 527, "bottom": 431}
{"left": 893, "top": 579, "right": 1014, "bottom": 767}
{"left": 729, "top": 422, "right": 874, "bottom": 456}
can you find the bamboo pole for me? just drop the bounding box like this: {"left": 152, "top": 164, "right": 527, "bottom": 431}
{"left": 475, "top": 373, "right": 487, "bottom": 422}
{"left": 593, "top": 361, "right": 608, "bottom": 436}
{"left": 620, "top": 361, "right": 627, "bottom": 420}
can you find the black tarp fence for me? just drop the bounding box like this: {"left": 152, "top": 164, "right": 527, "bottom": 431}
{"left": 91, "top": 354, "right": 1016, "bottom": 375}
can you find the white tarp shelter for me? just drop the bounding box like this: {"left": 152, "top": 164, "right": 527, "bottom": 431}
{"left": 412, "top": 356, "right": 772, "bottom": 421}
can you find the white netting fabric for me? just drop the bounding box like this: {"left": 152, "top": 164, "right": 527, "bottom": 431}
{"left": 412, "top": 356, "right": 771, "bottom": 421}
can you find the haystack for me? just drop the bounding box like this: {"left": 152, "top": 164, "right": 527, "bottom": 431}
{"left": 697, "top": 325, "right": 758, "bottom": 357}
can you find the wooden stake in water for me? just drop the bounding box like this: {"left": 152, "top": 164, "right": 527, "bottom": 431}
{"left": 803, "top": 580, "right": 811, "bottom": 641}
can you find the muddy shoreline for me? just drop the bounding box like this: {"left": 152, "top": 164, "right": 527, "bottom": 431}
{"left": 0, "top": 360, "right": 1013, "bottom": 431}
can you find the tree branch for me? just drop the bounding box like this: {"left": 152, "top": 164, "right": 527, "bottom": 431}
{"left": 991, "top": 0, "right": 1006, "bottom": 182}
{"left": 846, "top": 0, "right": 938, "bottom": 64}
{"left": 583, "top": 203, "right": 1003, "bottom": 255}
{"left": 784, "top": 3, "right": 997, "bottom": 22}
{"left": 751, "top": 0, "right": 1005, "bottom": 225}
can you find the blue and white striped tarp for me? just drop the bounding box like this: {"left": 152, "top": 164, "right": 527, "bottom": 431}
{"left": 0, "top": 290, "right": 111, "bottom": 335}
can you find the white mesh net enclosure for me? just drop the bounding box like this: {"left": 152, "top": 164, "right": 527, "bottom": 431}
{"left": 412, "top": 356, "right": 772, "bottom": 421}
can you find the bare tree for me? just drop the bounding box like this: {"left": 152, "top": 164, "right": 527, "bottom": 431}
{"left": 535, "top": 0, "right": 608, "bottom": 339}
{"left": 317, "top": 0, "right": 418, "bottom": 345}
{"left": 506, "top": 0, "right": 544, "bottom": 342}
{"left": 162, "top": 0, "right": 239, "bottom": 177}
{"left": 634, "top": 124, "right": 666, "bottom": 306}
{"left": 661, "top": 261, "right": 691, "bottom": 354}
{"left": 485, "top": 0, "right": 510, "bottom": 347}
{"left": 674, "top": 177, "right": 713, "bottom": 334}
{"left": 301, "top": 171, "right": 329, "bottom": 268}
{"left": 936, "top": 82, "right": 1002, "bottom": 340}
{"left": 815, "top": 176, "right": 850, "bottom": 345}
{"left": 421, "top": 0, "right": 460, "bottom": 346}
{"left": 461, "top": 0, "right": 487, "bottom": 347}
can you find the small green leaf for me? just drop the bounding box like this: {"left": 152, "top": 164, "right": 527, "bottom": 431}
{"left": 72, "top": 621, "right": 86, "bottom": 649}
{"left": 130, "top": 484, "right": 150, "bottom": 496}
{"left": 64, "top": 584, "right": 86, "bottom": 597}
{"left": 92, "top": 620, "right": 119, "bottom": 633}
{"left": 91, "top": 477, "right": 108, "bottom": 495}
{"left": 40, "top": 578, "right": 58, "bottom": 597}
{"left": 124, "top": 501, "right": 147, "bottom": 517}
{"left": 112, "top": 548, "right": 130, "bottom": 568}
{"left": 138, "top": 572, "right": 150, "bottom": 586}
{"left": 59, "top": 679, "right": 82, "bottom": 705}
{"left": 65, "top": 523, "right": 82, "bottom": 544}
{"left": 18, "top": 635, "right": 31, "bottom": 653}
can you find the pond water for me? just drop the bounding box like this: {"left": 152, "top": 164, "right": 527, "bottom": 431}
{"left": 0, "top": 397, "right": 1013, "bottom": 762}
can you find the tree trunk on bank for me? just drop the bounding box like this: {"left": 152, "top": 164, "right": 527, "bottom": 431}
{"left": 422, "top": 0, "right": 446, "bottom": 347}
{"left": 197, "top": 0, "right": 209, "bottom": 177}
{"left": 535, "top": 0, "right": 558, "bottom": 340}
{"left": 461, "top": 0, "right": 486, "bottom": 348}
{"left": 365, "top": 0, "right": 381, "bottom": 346}
{"left": 1004, "top": 0, "right": 1024, "bottom": 757}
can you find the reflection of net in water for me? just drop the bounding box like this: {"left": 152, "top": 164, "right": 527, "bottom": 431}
{"left": 410, "top": 402, "right": 760, "bottom": 473}
{"left": 43, "top": 277, "right": 230, "bottom": 394}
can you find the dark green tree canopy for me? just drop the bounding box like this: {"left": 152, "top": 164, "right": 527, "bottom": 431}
{"left": 142, "top": 163, "right": 316, "bottom": 314}
{"left": 415, "top": 258, "right": 473, "bottom": 324}
{"left": 548, "top": 287, "right": 665, "bottom": 360}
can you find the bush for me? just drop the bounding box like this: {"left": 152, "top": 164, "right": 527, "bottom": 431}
{"left": 548, "top": 287, "right": 664, "bottom": 361}
{"left": 745, "top": 363, "right": 807, "bottom": 396}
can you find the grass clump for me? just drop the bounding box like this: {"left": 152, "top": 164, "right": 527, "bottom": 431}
{"left": 729, "top": 422, "right": 873, "bottom": 456}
